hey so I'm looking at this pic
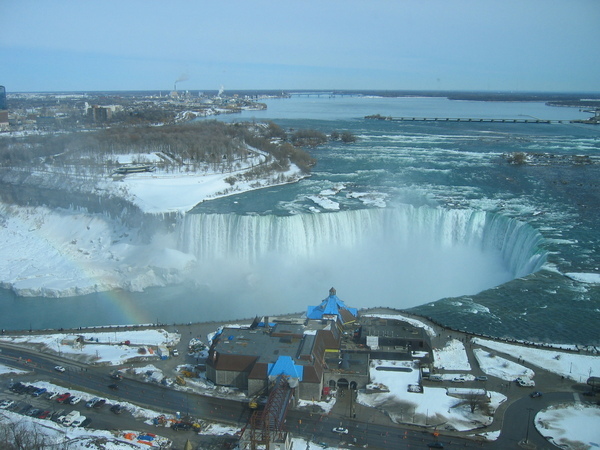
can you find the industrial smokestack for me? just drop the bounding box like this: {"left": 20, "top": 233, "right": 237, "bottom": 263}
{"left": 174, "top": 73, "right": 189, "bottom": 92}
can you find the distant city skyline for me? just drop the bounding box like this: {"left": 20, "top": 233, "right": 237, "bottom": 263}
{"left": 1, "top": 0, "right": 599, "bottom": 93}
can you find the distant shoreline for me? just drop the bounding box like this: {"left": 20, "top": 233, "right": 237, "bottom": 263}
{"left": 7, "top": 89, "right": 599, "bottom": 103}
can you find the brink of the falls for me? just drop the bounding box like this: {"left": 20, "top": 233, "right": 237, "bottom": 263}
{"left": 175, "top": 205, "right": 546, "bottom": 311}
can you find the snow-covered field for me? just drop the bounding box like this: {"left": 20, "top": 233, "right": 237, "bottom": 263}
{"left": 433, "top": 339, "right": 471, "bottom": 371}
{"left": 101, "top": 151, "right": 304, "bottom": 215}
{"left": 535, "top": 403, "right": 600, "bottom": 449}
{"left": 357, "top": 358, "right": 505, "bottom": 432}
{"left": 0, "top": 409, "right": 172, "bottom": 450}
{"left": 472, "top": 337, "right": 600, "bottom": 382}
{"left": 0, "top": 364, "right": 27, "bottom": 375}
{"left": 473, "top": 348, "right": 535, "bottom": 381}
{"left": 0, "top": 329, "right": 178, "bottom": 365}
{"left": 361, "top": 313, "right": 436, "bottom": 337}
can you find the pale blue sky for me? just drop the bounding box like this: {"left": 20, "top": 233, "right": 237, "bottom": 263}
{"left": 1, "top": 0, "right": 599, "bottom": 93}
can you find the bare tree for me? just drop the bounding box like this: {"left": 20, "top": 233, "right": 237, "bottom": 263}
{"left": 464, "top": 392, "right": 489, "bottom": 414}
{"left": 0, "top": 419, "right": 66, "bottom": 449}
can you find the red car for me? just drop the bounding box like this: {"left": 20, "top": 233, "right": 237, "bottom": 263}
{"left": 56, "top": 393, "right": 71, "bottom": 403}
{"left": 38, "top": 410, "right": 51, "bottom": 419}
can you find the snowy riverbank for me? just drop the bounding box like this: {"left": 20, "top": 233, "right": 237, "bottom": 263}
{"left": 0, "top": 160, "right": 306, "bottom": 298}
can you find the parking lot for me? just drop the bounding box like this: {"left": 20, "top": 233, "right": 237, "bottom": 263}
{"left": 0, "top": 374, "right": 240, "bottom": 449}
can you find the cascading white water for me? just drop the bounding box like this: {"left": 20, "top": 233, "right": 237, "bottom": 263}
{"left": 175, "top": 205, "right": 546, "bottom": 311}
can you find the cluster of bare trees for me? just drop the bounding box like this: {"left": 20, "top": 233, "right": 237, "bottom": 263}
{"left": 0, "top": 120, "right": 321, "bottom": 176}
{"left": 0, "top": 419, "right": 67, "bottom": 449}
{"left": 0, "top": 119, "right": 365, "bottom": 187}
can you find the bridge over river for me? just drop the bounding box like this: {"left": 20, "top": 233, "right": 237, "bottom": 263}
{"left": 365, "top": 114, "right": 571, "bottom": 124}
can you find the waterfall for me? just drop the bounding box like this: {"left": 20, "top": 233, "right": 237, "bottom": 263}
{"left": 176, "top": 206, "right": 546, "bottom": 279}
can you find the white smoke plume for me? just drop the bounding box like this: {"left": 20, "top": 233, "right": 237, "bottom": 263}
{"left": 175, "top": 73, "right": 189, "bottom": 83}
{"left": 174, "top": 73, "right": 190, "bottom": 91}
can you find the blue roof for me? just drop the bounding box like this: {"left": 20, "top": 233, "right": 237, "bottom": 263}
{"left": 306, "top": 289, "right": 358, "bottom": 321}
{"left": 267, "top": 355, "right": 303, "bottom": 381}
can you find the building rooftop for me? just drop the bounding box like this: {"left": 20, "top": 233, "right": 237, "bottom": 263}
{"left": 214, "top": 321, "right": 324, "bottom": 368}
{"left": 306, "top": 287, "right": 358, "bottom": 324}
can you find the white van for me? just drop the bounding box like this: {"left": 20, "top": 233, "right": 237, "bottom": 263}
{"left": 71, "top": 415, "right": 86, "bottom": 427}
{"left": 62, "top": 411, "right": 80, "bottom": 426}
{"left": 516, "top": 377, "right": 535, "bottom": 387}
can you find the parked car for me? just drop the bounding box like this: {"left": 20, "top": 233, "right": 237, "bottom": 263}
{"left": 71, "top": 415, "right": 86, "bottom": 427}
{"left": 86, "top": 397, "right": 100, "bottom": 408}
{"left": 516, "top": 377, "right": 535, "bottom": 387}
{"left": 171, "top": 349, "right": 179, "bottom": 357}
{"left": 172, "top": 422, "right": 191, "bottom": 431}
{"left": 80, "top": 417, "right": 92, "bottom": 428}
{"left": 38, "top": 410, "right": 51, "bottom": 419}
{"left": 0, "top": 400, "right": 15, "bottom": 409}
{"left": 332, "top": 427, "right": 349, "bottom": 434}
{"left": 93, "top": 399, "right": 106, "bottom": 408}
{"left": 452, "top": 377, "right": 466, "bottom": 383}
{"left": 475, "top": 376, "right": 488, "bottom": 381}
{"left": 428, "top": 442, "right": 444, "bottom": 448}
{"left": 110, "top": 404, "right": 125, "bottom": 414}
{"left": 61, "top": 411, "right": 80, "bottom": 427}
{"left": 32, "top": 387, "right": 47, "bottom": 397}
{"left": 16, "top": 384, "right": 28, "bottom": 394}
{"left": 56, "top": 393, "right": 71, "bottom": 403}
{"left": 10, "top": 382, "right": 27, "bottom": 393}
{"left": 51, "top": 410, "right": 66, "bottom": 422}
{"left": 27, "top": 408, "right": 42, "bottom": 417}
{"left": 530, "top": 391, "right": 543, "bottom": 398}
{"left": 54, "top": 365, "right": 66, "bottom": 373}
{"left": 69, "top": 396, "right": 82, "bottom": 405}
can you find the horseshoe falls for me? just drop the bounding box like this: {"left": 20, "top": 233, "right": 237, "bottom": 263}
{"left": 176, "top": 207, "right": 546, "bottom": 310}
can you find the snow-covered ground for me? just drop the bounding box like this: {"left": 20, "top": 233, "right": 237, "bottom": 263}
{"left": 0, "top": 409, "right": 172, "bottom": 450}
{"left": 473, "top": 348, "right": 535, "bottom": 381}
{"left": 535, "top": 403, "right": 600, "bottom": 449}
{"left": 564, "top": 272, "right": 600, "bottom": 284}
{"left": 0, "top": 329, "right": 178, "bottom": 365}
{"left": 357, "top": 357, "right": 504, "bottom": 433}
{"left": 0, "top": 155, "right": 306, "bottom": 297}
{"left": 101, "top": 154, "right": 304, "bottom": 215}
{"left": 0, "top": 363, "right": 27, "bottom": 375}
{"left": 361, "top": 313, "right": 436, "bottom": 337}
{"left": 472, "top": 337, "right": 600, "bottom": 382}
{"left": 433, "top": 339, "right": 471, "bottom": 371}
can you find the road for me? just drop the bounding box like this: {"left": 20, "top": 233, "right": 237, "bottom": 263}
{"left": 0, "top": 344, "right": 247, "bottom": 449}
{"left": 1, "top": 333, "right": 594, "bottom": 449}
